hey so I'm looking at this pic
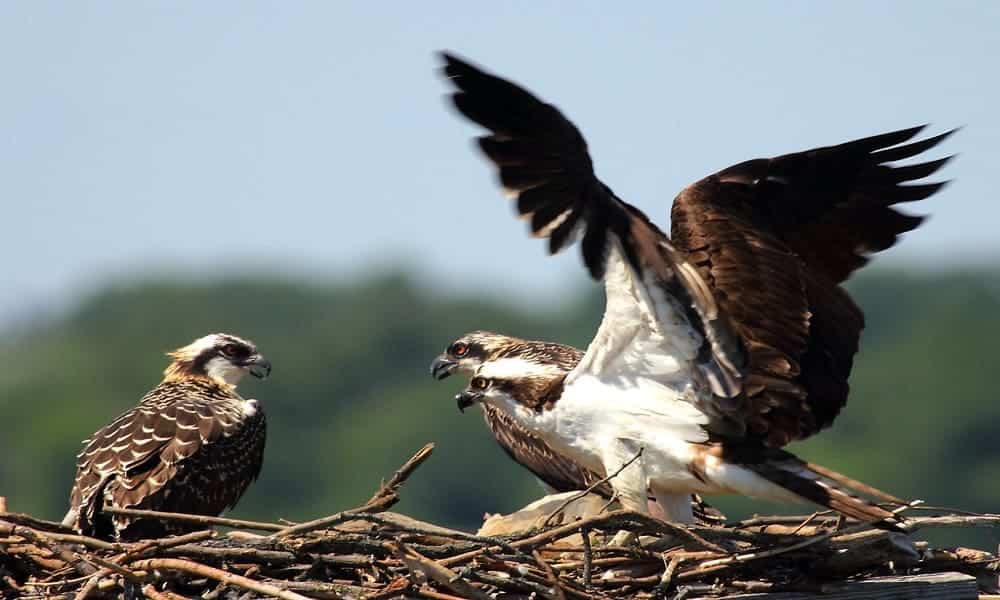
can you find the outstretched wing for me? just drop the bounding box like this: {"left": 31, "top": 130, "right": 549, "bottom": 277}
{"left": 440, "top": 52, "right": 745, "bottom": 411}
{"left": 671, "top": 126, "right": 953, "bottom": 446}
{"left": 441, "top": 52, "right": 952, "bottom": 448}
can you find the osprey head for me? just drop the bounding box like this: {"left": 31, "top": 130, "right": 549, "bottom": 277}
{"left": 429, "top": 330, "right": 523, "bottom": 380}
{"left": 454, "top": 353, "right": 566, "bottom": 414}
{"left": 164, "top": 333, "right": 271, "bottom": 386}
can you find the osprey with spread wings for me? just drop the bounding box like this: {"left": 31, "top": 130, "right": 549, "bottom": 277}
{"left": 439, "top": 52, "right": 953, "bottom": 525}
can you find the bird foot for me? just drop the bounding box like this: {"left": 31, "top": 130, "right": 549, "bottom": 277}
{"left": 608, "top": 529, "right": 637, "bottom": 548}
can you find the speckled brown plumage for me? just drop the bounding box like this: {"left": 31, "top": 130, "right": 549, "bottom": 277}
{"left": 64, "top": 334, "right": 268, "bottom": 540}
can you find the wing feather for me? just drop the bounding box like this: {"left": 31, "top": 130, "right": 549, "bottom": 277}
{"left": 67, "top": 379, "right": 265, "bottom": 538}
{"left": 672, "top": 126, "right": 953, "bottom": 444}
{"left": 441, "top": 52, "right": 744, "bottom": 400}
{"left": 441, "top": 52, "right": 951, "bottom": 447}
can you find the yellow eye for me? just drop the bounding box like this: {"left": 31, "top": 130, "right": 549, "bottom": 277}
{"left": 451, "top": 342, "right": 469, "bottom": 358}
{"left": 471, "top": 376, "right": 489, "bottom": 390}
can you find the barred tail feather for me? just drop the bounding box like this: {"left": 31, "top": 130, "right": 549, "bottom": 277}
{"left": 746, "top": 459, "right": 906, "bottom": 530}
{"left": 803, "top": 461, "right": 907, "bottom": 506}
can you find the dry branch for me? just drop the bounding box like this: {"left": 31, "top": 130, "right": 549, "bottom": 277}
{"left": 271, "top": 442, "right": 435, "bottom": 538}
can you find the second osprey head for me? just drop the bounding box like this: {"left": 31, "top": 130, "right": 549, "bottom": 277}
{"left": 454, "top": 354, "right": 566, "bottom": 414}
{"left": 164, "top": 333, "right": 272, "bottom": 386}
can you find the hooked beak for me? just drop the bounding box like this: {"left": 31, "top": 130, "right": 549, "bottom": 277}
{"left": 454, "top": 390, "right": 482, "bottom": 413}
{"left": 430, "top": 355, "right": 458, "bottom": 380}
{"left": 246, "top": 355, "right": 272, "bottom": 380}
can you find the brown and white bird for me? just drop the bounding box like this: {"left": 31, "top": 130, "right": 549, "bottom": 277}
{"left": 440, "top": 52, "right": 954, "bottom": 526}
{"left": 431, "top": 331, "right": 726, "bottom": 523}
{"left": 62, "top": 333, "right": 271, "bottom": 540}
{"left": 431, "top": 331, "right": 609, "bottom": 495}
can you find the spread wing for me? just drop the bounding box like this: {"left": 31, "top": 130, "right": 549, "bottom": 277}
{"left": 67, "top": 380, "right": 264, "bottom": 537}
{"left": 441, "top": 52, "right": 745, "bottom": 410}
{"left": 671, "top": 126, "right": 953, "bottom": 445}
{"left": 482, "top": 404, "right": 612, "bottom": 496}
{"left": 441, "top": 52, "right": 952, "bottom": 448}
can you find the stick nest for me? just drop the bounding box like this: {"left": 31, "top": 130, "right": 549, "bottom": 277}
{"left": 2, "top": 443, "right": 998, "bottom": 599}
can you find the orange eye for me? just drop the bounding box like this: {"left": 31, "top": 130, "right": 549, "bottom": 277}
{"left": 452, "top": 342, "right": 469, "bottom": 357}
{"left": 471, "top": 377, "right": 489, "bottom": 390}
{"left": 221, "top": 344, "right": 239, "bottom": 357}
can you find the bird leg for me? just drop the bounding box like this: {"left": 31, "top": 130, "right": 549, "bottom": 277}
{"left": 605, "top": 443, "right": 648, "bottom": 548}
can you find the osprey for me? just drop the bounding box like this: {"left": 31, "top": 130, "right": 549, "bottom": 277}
{"left": 440, "top": 52, "right": 953, "bottom": 525}
{"left": 430, "top": 331, "right": 607, "bottom": 495}
{"left": 431, "top": 331, "right": 724, "bottom": 523}
{"left": 63, "top": 333, "right": 271, "bottom": 540}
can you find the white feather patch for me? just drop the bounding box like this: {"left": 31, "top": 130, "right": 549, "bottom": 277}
{"left": 477, "top": 357, "right": 566, "bottom": 380}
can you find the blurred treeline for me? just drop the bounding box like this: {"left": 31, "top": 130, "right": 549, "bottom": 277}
{"left": 1, "top": 269, "right": 998, "bottom": 547}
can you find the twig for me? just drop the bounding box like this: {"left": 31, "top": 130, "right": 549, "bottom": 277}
{"left": 679, "top": 501, "right": 922, "bottom": 581}
{"left": 533, "top": 549, "right": 568, "bottom": 600}
{"left": 101, "top": 508, "right": 285, "bottom": 532}
{"left": 789, "top": 511, "right": 821, "bottom": 535}
{"left": 0, "top": 511, "right": 72, "bottom": 532}
{"left": 347, "top": 512, "right": 531, "bottom": 560}
{"left": 440, "top": 509, "right": 722, "bottom": 567}
{"left": 416, "top": 587, "right": 472, "bottom": 600}
{"left": 581, "top": 526, "right": 593, "bottom": 587}
{"left": 119, "top": 529, "right": 216, "bottom": 564}
{"left": 544, "top": 448, "right": 643, "bottom": 527}
{"left": 272, "top": 443, "right": 434, "bottom": 538}
{"left": 142, "top": 584, "right": 192, "bottom": 600}
{"left": 391, "top": 540, "right": 490, "bottom": 600}
{"left": 129, "top": 558, "right": 312, "bottom": 600}
{"left": 654, "top": 554, "right": 683, "bottom": 597}
{"left": 0, "top": 519, "right": 97, "bottom": 576}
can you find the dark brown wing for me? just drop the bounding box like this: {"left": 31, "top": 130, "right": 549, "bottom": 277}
{"left": 482, "top": 405, "right": 612, "bottom": 497}
{"left": 67, "top": 379, "right": 265, "bottom": 539}
{"left": 671, "top": 127, "right": 953, "bottom": 446}
{"left": 441, "top": 52, "right": 745, "bottom": 400}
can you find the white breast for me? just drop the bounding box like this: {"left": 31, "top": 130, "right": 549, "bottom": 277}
{"left": 518, "top": 373, "right": 710, "bottom": 480}
{"left": 242, "top": 399, "right": 259, "bottom": 417}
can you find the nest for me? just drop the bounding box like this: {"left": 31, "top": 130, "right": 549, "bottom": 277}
{"left": 2, "top": 443, "right": 999, "bottom": 599}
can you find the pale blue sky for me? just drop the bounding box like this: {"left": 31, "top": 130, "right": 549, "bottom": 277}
{"left": 1, "top": 2, "right": 997, "bottom": 323}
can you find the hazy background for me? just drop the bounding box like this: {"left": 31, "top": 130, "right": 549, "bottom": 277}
{"left": 1, "top": 3, "right": 998, "bottom": 548}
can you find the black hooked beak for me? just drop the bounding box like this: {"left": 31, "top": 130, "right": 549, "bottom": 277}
{"left": 454, "top": 390, "right": 482, "bottom": 413}
{"left": 430, "top": 355, "right": 458, "bottom": 380}
{"left": 246, "top": 355, "right": 272, "bottom": 379}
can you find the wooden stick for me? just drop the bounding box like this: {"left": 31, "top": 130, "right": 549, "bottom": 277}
{"left": 581, "top": 526, "right": 594, "bottom": 587}
{"left": 129, "top": 558, "right": 312, "bottom": 600}
{"left": 272, "top": 443, "right": 434, "bottom": 538}
{"left": 439, "top": 509, "right": 723, "bottom": 567}
{"left": 533, "top": 549, "right": 567, "bottom": 600}
{"left": 392, "top": 540, "right": 491, "bottom": 600}
{"left": 0, "top": 519, "right": 97, "bottom": 576}
{"left": 101, "top": 508, "right": 285, "bottom": 532}
{"left": 543, "top": 449, "right": 643, "bottom": 526}
{"left": 142, "top": 585, "right": 191, "bottom": 600}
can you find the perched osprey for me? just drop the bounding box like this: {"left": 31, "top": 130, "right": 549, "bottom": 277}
{"left": 431, "top": 331, "right": 611, "bottom": 495}
{"left": 440, "top": 52, "right": 953, "bottom": 525}
{"left": 431, "top": 331, "right": 724, "bottom": 523}
{"left": 63, "top": 333, "right": 271, "bottom": 540}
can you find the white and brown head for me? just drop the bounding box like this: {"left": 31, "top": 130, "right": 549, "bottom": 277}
{"left": 453, "top": 346, "right": 576, "bottom": 415}
{"left": 429, "top": 330, "right": 525, "bottom": 381}
{"left": 163, "top": 333, "right": 271, "bottom": 386}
